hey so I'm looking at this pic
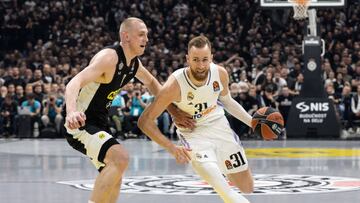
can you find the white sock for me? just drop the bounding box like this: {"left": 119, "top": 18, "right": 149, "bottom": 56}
{"left": 192, "top": 161, "right": 250, "bottom": 203}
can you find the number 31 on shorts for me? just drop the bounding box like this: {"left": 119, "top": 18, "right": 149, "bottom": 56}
{"left": 225, "top": 151, "right": 247, "bottom": 170}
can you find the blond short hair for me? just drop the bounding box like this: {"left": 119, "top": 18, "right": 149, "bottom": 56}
{"left": 188, "top": 35, "right": 212, "bottom": 51}
{"left": 119, "top": 17, "right": 145, "bottom": 33}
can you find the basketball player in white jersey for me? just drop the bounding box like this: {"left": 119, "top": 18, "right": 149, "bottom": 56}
{"left": 64, "top": 17, "right": 194, "bottom": 203}
{"left": 139, "top": 35, "right": 254, "bottom": 203}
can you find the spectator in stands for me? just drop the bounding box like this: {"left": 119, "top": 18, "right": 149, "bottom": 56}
{"left": 29, "top": 69, "right": 45, "bottom": 85}
{"left": 262, "top": 71, "right": 278, "bottom": 96}
{"left": 24, "top": 84, "right": 33, "bottom": 96}
{"left": 349, "top": 85, "right": 360, "bottom": 132}
{"left": 21, "top": 93, "right": 41, "bottom": 136}
{"left": 123, "top": 88, "right": 147, "bottom": 137}
{"left": 252, "top": 65, "right": 265, "bottom": 92}
{"left": 33, "top": 83, "right": 44, "bottom": 102}
{"left": 0, "top": 95, "right": 17, "bottom": 137}
{"left": 273, "top": 71, "right": 287, "bottom": 95}
{"left": 4, "top": 67, "right": 26, "bottom": 87}
{"left": 276, "top": 86, "right": 293, "bottom": 125}
{"left": 41, "top": 94, "right": 63, "bottom": 133}
{"left": 14, "top": 85, "right": 26, "bottom": 104}
{"left": 326, "top": 83, "right": 341, "bottom": 117}
{"left": 289, "top": 62, "right": 302, "bottom": 79}
{"left": 23, "top": 68, "right": 33, "bottom": 83}
{"left": 109, "top": 93, "right": 126, "bottom": 138}
{"left": 351, "top": 63, "right": 360, "bottom": 91}
{"left": 0, "top": 86, "right": 8, "bottom": 106}
{"left": 42, "top": 63, "right": 54, "bottom": 84}
{"left": 262, "top": 85, "right": 277, "bottom": 108}
{"left": 6, "top": 83, "right": 16, "bottom": 97}
{"left": 340, "top": 85, "right": 352, "bottom": 130}
{"left": 280, "top": 67, "right": 295, "bottom": 89}
{"left": 229, "top": 82, "right": 258, "bottom": 138}
{"left": 334, "top": 72, "right": 345, "bottom": 94}
{"left": 291, "top": 73, "right": 304, "bottom": 95}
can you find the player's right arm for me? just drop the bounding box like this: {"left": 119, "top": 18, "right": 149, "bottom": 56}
{"left": 65, "top": 49, "right": 118, "bottom": 130}
{"left": 136, "top": 61, "right": 195, "bottom": 130}
{"left": 138, "top": 76, "right": 191, "bottom": 164}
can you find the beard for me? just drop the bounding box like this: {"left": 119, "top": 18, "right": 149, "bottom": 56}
{"left": 190, "top": 69, "right": 209, "bottom": 81}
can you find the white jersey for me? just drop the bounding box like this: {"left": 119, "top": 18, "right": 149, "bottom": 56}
{"left": 173, "top": 64, "right": 247, "bottom": 174}
{"left": 173, "top": 63, "right": 225, "bottom": 131}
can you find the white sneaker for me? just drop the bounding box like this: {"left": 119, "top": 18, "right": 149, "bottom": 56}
{"left": 356, "top": 127, "right": 360, "bottom": 134}
{"left": 341, "top": 130, "right": 349, "bottom": 139}
{"left": 348, "top": 128, "right": 355, "bottom": 134}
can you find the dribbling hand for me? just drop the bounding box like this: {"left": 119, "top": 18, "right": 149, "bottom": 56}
{"left": 168, "top": 145, "right": 192, "bottom": 164}
{"left": 66, "top": 111, "right": 86, "bottom": 130}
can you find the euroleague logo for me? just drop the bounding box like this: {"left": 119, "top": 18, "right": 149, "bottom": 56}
{"left": 58, "top": 174, "right": 360, "bottom": 195}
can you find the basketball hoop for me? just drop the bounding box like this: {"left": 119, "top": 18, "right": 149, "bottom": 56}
{"left": 290, "top": 0, "right": 310, "bottom": 20}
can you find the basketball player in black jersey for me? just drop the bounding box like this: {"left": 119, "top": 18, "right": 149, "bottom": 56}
{"left": 64, "top": 17, "right": 194, "bottom": 203}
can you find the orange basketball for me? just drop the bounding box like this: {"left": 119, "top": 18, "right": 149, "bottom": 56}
{"left": 251, "top": 107, "right": 284, "bottom": 140}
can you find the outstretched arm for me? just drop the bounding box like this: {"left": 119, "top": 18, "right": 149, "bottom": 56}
{"left": 138, "top": 75, "right": 191, "bottom": 164}
{"left": 217, "top": 65, "right": 252, "bottom": 127}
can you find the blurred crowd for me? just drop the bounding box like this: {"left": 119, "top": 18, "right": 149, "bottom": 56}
{"left": 0, "top": 0, "right": 359, "bottom": 138}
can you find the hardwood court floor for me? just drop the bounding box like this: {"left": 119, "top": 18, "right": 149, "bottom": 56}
{"left": 0, "top": 139, "right": 359, "bottom": 203}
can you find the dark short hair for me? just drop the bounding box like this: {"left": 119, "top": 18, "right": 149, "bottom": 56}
{"left": 188, "top": 35, "right": 212, "bottom": 51}
{"left": 265, "top": 85, "right": 273, "bottom": 93}
{"left": 27, "top": 93, "right": 35, "bottom": 100}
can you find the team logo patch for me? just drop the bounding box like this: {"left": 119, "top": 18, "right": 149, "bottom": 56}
{"left": 213, "top": 81, "right": 220, "bottom": 92}
{"left": 225, "top": 160, "right": 233, "bottom": 169}
{"left": 187, "top": 92, "right": 194, "bottom": 101}
{"left": 98, "top": 133, "right": 105, "bottom": 139}
{"left": 58, "top": 174, "right": 360, "bottom": 195}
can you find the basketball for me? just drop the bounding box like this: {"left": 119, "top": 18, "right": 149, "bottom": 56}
{"left": 251, "top": 107, "right": 284, "bottom": 140}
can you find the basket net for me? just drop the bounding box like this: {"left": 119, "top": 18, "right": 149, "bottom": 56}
{"left": 290, "top": 0, "right": 310, "bottom": 20}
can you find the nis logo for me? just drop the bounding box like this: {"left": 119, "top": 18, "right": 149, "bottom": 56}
{"left": 296, "top": 102, "right": 329, "bottom": 113}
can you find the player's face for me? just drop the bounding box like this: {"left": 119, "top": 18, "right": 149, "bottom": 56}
{"left": 187, "top": 45, "right": 212, "bottom": 81}
{"left": 128, "top": 22, "right": 149, "bottom": 55}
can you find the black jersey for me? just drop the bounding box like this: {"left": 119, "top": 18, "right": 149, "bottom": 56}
{"left": 65, "top": 44, "right": 139, "bottom": 128}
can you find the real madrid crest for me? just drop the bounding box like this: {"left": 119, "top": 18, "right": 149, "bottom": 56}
{"left": 187, "top": 92, "right": 194, "bottom": 101}
{"left": 213, "top": 81, "right": 220, "bottom": 92}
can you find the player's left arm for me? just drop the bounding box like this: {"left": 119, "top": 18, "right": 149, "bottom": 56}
{"left": 217, "top": 65, "right": 252, "bottom": 127}
{"left": 135, "top": 61, "right": 162, "bottom": 95}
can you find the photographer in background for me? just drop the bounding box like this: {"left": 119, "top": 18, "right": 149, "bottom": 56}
{"left": 123, "top": 88, "right": 147, "bottom": 137}
{"left": 41, "top": 94, "right": 63, "bottom": 134}
{"left": 109, "top": 93, "right": 126, "bottom": 139}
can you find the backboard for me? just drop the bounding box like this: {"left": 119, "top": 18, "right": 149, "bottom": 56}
{"left": 260, "top": 0, "right": 345, "bottom": 8}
